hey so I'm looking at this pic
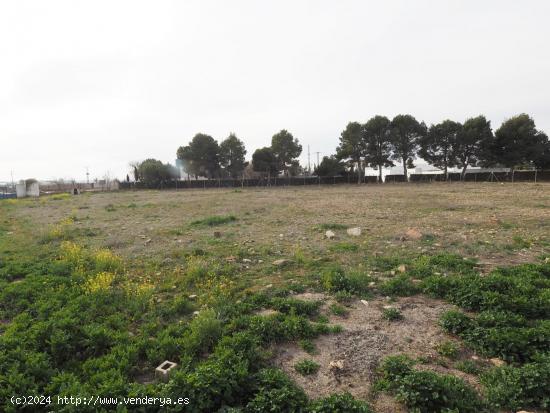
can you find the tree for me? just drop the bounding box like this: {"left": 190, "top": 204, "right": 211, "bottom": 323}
{"left": 390, "top": 115, "right": 426, "bottom": 180}
{"left": 137, "top": 159, "right": 174, "bottom": 187}
{"left": 314, "top": 156, "right": 346, "bottom": 176}
{"left": 219, "top": 133, "right": 247, "bottom": 178}
{"left": 364, "top": 115, "right": 394, "bottom": 182}
{"left": 335, "top": 122, "right": 365, "bottom": 184}
{"left": 271, "top": 130, "right": 302, "bottom": 176}
{"left": 533, "top": 133, "right": 550, "bottom": 170}
{"left": 176, "top": 133, "right": 220, "bottom": 178}
{"left": 252, "top": 147, "right": 278, "bottom": 178}
{"left": 420, "top": 120, "right": 462, "bottom": 180}
{"left": 452, "top": 115, "right": 493, "bottom": 179}
{"left": 483, "top": 114, "right": 547, "bottom": 172}
{"left": 129, "top": 161, "right": 141, "bottom": 181}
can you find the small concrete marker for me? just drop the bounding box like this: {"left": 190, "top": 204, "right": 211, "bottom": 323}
{"left": 155, "top": 360, "right": 178, "bottom": 382}
{"left": 347, "top": 227, "right": 361, "bottom": 236}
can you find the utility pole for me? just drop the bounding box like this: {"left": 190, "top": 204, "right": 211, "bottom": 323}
{"left": 10, "top": 170, "right": 14, "bottom": 190}
{"left": 307, "top": 145, "right": 311, "bottom": 175}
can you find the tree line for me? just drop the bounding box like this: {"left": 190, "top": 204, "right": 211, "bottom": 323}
{"left": 130, "top": 113, "right": 550, "bottom": 186}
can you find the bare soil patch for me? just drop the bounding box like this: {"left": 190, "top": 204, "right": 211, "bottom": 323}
{"left": 273, "top": 295, "right": 484, "bottom": 412}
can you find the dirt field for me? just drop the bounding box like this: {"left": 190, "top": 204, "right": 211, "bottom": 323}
{"left": 3, "top": 182, "right": 550, "bottom": 412}
{"left": 19, "top": 182, "right": 550, "bottom": 268}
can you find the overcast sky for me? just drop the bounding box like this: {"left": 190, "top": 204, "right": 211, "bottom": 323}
{"left": 1, "top": 0, "right": 549, "bottom": 182}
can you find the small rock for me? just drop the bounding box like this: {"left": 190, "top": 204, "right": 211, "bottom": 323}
{"left": 225, "top": 256, "right": 237, "bottom": 262}
{"left": 279, "top": 233, "right": 284, "bottom": 239}
{"left": 368, "top": 281, "right": 376, "bottom": 287}
{"left": 383, "top": 305, "right": 394, "bottom": 309}
{"left": 347, "top": 227, "right": 362, "bottom": 236}
{"left": 404, "top": 228, "right": 423, "bottom": 240}
{"left": 329, "top": 360, "right": 345, "bottom": 371}
{"left": 188, "top": 294, "right": 197, "bottom": 300}
{"left": 360, "top": 299, "right": 369, "bottom": 307}
{"left": 516, "top": 411, "right": 535, "bottom": 413}
{"left": 265, "top": 284, "right": 273, "bottom": 289}
{"left": 193, "top": 311, "right": 200, "bottom": 316}
{"left": 390, "top": 270, "right": 396, "bottom": 276}
{"left": 242, "top": 258, "right": 252, "bottom": 263}
{"left": 272, "top": 259, "right": 290, "bottom": 267}
{"left": 471, "top": 355, "right": 479, "bottom": 361}
{"left": 258, "top": 259, "right": 264, "bottom": 263}
{"left": 397, "top": 264, "right": 407, "bottom": 273}
{"left": 325, "top": 230, "right": 336, "bottom": 239}
{"left": 489, "top": 357, "right": 505, "bottom": 367}
{"left": 144, "top": 238, "right": 152, "bottom": 245}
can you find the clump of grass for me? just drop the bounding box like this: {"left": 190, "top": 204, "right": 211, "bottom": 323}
{"left": 455, "top": 360, "right": 481, "bottom": 375}
{"left": 329, "top": 303, "right": 349, "bottom": 317}
{"left": 190, "top": 215, "right": 237, "bottom": 227}
{"left": 320, "top": 265, "right": 371, "bottom": 296}
{"left": 329, "top": 242, "right": 359, "bottom": 252}
{"left": 436, "top": 341, "right": 459, "bottom": 359}
{"left": 378, "top": 275, "right": 420, "bottom": 297}
{"left": 315, "top": 223, "right": 348, "bottom": 231}
{"left": 382, "top": 307, "right": 402, "bottom": 321}
{"left": 294, "top": 359, "right": 320, "bottom": 376}
{"left": 49, "top": 193, "right": 71, "bottom": 201}
{"left": 299, "top": 339, "right": 317, "bottom": 354}
{"left": 93, "top": 248, "right": 123, "bottom": 272}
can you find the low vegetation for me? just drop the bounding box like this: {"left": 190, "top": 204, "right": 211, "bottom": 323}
{"left": 1, "top": 185, "right": 549, "bottom": 412}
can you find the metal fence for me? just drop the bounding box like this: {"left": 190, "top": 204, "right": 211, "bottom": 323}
{"left": 119, "top": 170, "right": 549, "bottom": 190}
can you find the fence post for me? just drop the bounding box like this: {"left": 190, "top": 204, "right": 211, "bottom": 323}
{"left": 534, "top": 169, "right": 537, "bottom": 183}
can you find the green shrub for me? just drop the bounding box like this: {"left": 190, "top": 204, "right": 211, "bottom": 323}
{"left": 309, "top": 393, "right": 372, "bottom": 412}
{"left": 378, "top": 355, "right": 486, "bottom": 413}
{"left": 436, "top": 341, "right": 459, "bottom": 359}
{"left": 190, "top": 215, "right": 237, "bottom": 227}
{"left": 294, "top": 359, "right": 320, "bottom": 375}
{"left": 439, "top": 310, "right": 473, "bottom": 335}
{"left": 382, "top": 307, "right": 402, "bottom": 321}
{"left": 455, "top": 360, "right": 482, "bottom": 375}
{"left": 481, "top": 353, "right": 550, "bottom": 410}
{"left": 182, "top": 309, "right": 223, "bottom": 357}
{"left": 245, "top": 368, "right": 308, "bottom": 412}
{"left": 320, "top": 266, "right": 370, "bottom": 295}
{"left": 378, "top": 275, "right": 420, "bottom": 296}
{"left": 269, "top": 297, "right": 320, "bottom": 316}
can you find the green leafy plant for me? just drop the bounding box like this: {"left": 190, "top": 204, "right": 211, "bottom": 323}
{"left": 294, "top": 359, "right": 320, "bottom": 375}
{"left": 382, "top": 307, "right": 402, "bottom": 321}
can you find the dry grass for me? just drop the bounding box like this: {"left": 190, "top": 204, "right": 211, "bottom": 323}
{"left": 16, "top": 183, "right": 550, "bottom": 269}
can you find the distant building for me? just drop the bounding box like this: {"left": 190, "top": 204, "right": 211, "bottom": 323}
{"left": 15, "top": 180, "right": 40, "bottom": 198}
